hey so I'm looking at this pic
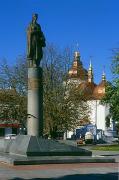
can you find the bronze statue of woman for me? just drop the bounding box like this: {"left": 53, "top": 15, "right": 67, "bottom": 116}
{"left": 27, "top": 14, "right": 46, "bottom": 67}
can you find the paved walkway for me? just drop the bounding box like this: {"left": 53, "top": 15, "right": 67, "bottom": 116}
{"left": 0, "top": 142, "right": 119, "bottom": 179}
{"left": 0, "top": 162, "right": 118, "bottom": 179}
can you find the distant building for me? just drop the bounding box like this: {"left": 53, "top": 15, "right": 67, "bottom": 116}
{"left": 66, "top": 51, "right": 115, "bottom": 139}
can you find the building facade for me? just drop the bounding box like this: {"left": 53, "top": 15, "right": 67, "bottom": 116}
{"left": 66, "top": 51, "right": 115, "bottom": 140}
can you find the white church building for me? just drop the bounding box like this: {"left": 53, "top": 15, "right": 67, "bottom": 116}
{"left": 66, "top": 51, "right": 115, "bottom": 140}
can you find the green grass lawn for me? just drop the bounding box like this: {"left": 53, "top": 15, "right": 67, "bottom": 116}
{"left": 92, "top": 144, "right": 119, "bottom": 151}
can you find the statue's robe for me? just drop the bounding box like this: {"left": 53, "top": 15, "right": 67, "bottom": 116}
{"left": 27, "top": 22, "right": 45, "bottom": 66}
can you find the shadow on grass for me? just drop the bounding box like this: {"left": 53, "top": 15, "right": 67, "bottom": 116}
{"left": 9, "top": 172, "right": 118, "bottom": 180}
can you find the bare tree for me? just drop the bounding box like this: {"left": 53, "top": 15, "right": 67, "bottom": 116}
{"left": 0, "top": 56, "right": 27, "bottom": 128}
{"left": 42, "top": 44, "right": 90, "bottom": 138}
{"left": 0, "top": 43, "right": 90, "bottom": 138}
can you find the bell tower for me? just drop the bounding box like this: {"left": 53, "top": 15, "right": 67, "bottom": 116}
{"left": 88, "top": 59, "right": 93, "bottom": 83}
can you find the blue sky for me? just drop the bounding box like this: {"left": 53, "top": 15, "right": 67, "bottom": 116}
{"left": 0, "top": 0, "right": 119, "bottom": 83}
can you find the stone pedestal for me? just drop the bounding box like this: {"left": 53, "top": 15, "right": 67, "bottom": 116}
{"left": 1, "top": 66, "right": 92, "bottom": 158}
{"left": 3, "top": 66, "right": 92, "bottom": 158}
{"left": 27, "top": 67, "right": 43, "bottom": 136}
{"left": 8, "top": 135, "right": 92, "bottom": 156}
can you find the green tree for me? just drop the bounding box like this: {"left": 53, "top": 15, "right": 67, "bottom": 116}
{"left": 102, "top": 49, "right": 119, "bottom": 127}
{"left": 0, "top": 89, "right": 27, "bottom": 127}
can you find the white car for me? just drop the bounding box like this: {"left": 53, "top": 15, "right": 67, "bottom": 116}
{"left": 4, "top": 134, "right": 17, "bottom": 140}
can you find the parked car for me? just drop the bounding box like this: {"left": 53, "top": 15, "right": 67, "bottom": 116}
{"left": 4, "top": 134, "right": 17, "bottom": 140}
{"left": 85, "top": 132, "right": 94, "bottom": 144}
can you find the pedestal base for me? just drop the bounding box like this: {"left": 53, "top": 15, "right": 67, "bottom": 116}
{"left": 8, "top": 135, "right": 92, "bottom": 156}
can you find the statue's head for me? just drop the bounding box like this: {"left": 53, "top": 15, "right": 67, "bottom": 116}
{"left": 32, "top": 13, "right": 38, "bottom": 22}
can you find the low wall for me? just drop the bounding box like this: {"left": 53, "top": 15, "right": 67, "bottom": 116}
{"left": 0, "top": 139, "right": 15, "bottom": 153}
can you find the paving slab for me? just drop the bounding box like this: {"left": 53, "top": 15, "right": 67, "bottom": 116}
{"left": 0, "top": 152, "right": 115, "bottom": 165}
{"left": 0, "top": 162, "right": 118, "bottom": 179}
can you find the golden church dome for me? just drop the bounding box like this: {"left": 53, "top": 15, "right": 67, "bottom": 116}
{"left": 68, "top": 51, "right": 88, "bottom": 80}
{"left": 93, "top": 72, "right": 106, "bottom": 99}
{"left": 76, "top": 81, "right": 96, "bottom": 100}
